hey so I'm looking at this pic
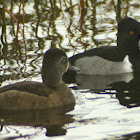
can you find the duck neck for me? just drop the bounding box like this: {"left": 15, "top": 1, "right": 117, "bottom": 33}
{"left": 117, "top": 34, "right": 139, "bottom": 55}
{"left": 41, "top": 67, "right": 63, "bottom": 89}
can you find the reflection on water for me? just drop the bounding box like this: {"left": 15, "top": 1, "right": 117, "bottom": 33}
{"left": 69, "top": 73, "right": 134, "bottom": 91}
{"left": 0, "top": 0, "right": 140, "bottom": 139}
{"left": 110, "top": 73, "right": 140, "bottom": 108}
{"left": 0, "top": 105, "right": 74, "bottom": 138}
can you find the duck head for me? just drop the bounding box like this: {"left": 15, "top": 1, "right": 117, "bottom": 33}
{"left": 117, "top": 17, "right": 140, "bottom": 55}
{"left": 41, "top": 48, "right": 69, "bottom": 88}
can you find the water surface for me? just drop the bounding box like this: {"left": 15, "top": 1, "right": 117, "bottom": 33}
{"left": 0, "top": 0, "right": 140, "bottom": 139}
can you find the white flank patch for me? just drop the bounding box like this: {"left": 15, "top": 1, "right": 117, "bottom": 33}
{"left": 75, "top": 55, "right": 133, "bottom": 75}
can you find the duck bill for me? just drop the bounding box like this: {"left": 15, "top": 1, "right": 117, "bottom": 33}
{"left": 69, "top": 63, "right": 80, "bottom": 72}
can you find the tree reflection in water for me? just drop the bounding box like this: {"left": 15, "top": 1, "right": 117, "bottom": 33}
{"left": 1, "top": 0, "right": 137, "bottom": 84}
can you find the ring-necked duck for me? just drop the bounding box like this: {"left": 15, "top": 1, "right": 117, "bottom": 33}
{"left": 0, "top": 48, "right": 75, "bottom": 110}
{"left": 68, "top": 17, "right": 140, "bottom": 75}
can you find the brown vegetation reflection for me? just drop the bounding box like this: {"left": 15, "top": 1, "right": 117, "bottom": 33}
{"left": 0, "top": 0, "right": 139, "bottom": 84}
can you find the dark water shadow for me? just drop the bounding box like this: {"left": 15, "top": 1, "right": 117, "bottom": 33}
{"left": 109, "top": 73, "right": 140, "bottom": 108}
{"left": 115, "top": 131, "right": 140, "bottom": 140}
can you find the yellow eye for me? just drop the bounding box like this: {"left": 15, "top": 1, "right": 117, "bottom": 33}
{"left": 130, "top": 31, "right": 134, "bottom": 35}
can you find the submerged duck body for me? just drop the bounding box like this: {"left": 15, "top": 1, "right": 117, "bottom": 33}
{"left": 69, "top": 17, "right": 140, "bottom": 75}
{"left": 0, "top": 49, "right": 75, "bottom": 110}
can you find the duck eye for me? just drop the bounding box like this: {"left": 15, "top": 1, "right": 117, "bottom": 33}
{"left": 130, "top": 31, "right": 134, "bottom": 35}
{"left": 61, "top": 56, "right": 67, "bottom": 62}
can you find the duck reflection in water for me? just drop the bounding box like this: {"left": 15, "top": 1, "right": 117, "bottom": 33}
{"left": 109, "top": 73, "right": 140, "bottom": 108}
{"left": 74, "top": 73, "right": 133, "bottom": 91}
{"left": 0, "top": 107, "right": 74, "bottom": 138}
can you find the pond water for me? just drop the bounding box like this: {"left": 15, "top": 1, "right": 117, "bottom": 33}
{"left": 0, "top": 0, "right": 140, "bottom": 139}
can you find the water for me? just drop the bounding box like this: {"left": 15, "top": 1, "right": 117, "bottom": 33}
{"left": 0, "top": 0, "right": 140, "bottom": 139}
